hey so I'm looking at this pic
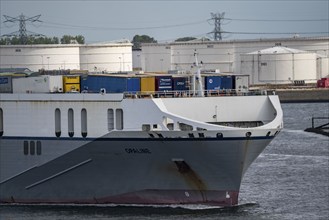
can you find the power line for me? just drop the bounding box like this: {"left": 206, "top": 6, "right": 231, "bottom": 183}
{"left": 2, "top": 14, "right": 44, "bottom": 44}
{"left": 2, "top": 16, "right": 326, "bottom": 32}
{"left": 1, "top": 14, "right": 327, "bottom": 44}
{"left": 41, "top": 20, "right": 208, "bottom": 31}
{"left": 223, "top": 31, "right": 329, "bottom": 35}
{"left": 208, "top": 12, "right": 225, "bottom": 41}
{"left": 223, "top": 18, "right": 329, "bottom": 22}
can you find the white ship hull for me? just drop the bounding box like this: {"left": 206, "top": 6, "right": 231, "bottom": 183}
{"left": 0, "top": 93, "right": 283, "bottom": 206}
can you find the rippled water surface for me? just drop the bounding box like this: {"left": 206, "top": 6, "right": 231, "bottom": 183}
{"left": 1, "top": 102, "right": 328, "bottom": 220}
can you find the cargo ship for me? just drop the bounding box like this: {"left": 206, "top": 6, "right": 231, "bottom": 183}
{"left": 0, "top": 59, "right": 283, "bottom": 207}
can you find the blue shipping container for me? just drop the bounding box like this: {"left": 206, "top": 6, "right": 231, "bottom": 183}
{"left": 220, "top": 76, "right": 233, "bottom": 89}
{"left": 126, "top": 77, "right": 140, "bottom": 93}
{"left": 155, "top": 76, "right": 172, "bottom": 91}
{"left": 80, "top": 75, "right": 89, "bottom": 91}
{"left": 172, "top": 77, "right": 188, "bottom": 91}
{"left": 81, "top": 75, "right": 140, "bottom": 93}
{"left": 205, "top": 76, "right": 221, "bottom": 90}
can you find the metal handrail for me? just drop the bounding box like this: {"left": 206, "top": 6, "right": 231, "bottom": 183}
{"left": 123, "top": 89, "right": 269, "bottom": 99}
{"left": 311, "top": 117, "right": 329, "bottom": 129}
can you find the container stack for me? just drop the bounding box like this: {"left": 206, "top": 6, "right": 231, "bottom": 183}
{"left": 1, "top": 71, "right": 251, "bottom": 95}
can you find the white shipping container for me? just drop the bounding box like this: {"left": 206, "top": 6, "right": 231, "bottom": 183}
{"left": 13, "top": 75, "right": 63, "bottom": 93}
{"left": 235, "top": 75, "right": 249, "bottom": 92}
{"left": 0, "top": 76, "right": 13, "bottom": 93}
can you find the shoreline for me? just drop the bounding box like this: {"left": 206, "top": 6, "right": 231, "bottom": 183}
{"left": 249, "top": 87, "right": 329, "bottom": 103}
{"left": 275, "top": 88, "right": 329, "bottom": 103}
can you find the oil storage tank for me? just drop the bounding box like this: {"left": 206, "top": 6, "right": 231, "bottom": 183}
{"left": 240, "top": 46, "right": 317, "bottom": 85}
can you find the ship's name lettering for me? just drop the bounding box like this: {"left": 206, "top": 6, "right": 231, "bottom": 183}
{"left": 125, "top": 148, "right": 151, "bottom": 154}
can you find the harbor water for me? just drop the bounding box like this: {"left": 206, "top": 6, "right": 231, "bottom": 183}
{"left": 0, "top": 102, "right": 328, "bottom": 220}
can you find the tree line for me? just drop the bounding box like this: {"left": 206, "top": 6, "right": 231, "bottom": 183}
{"left": 0, "top": 35, "right": 85, "bottom": 45}
{"left": 0, "top": 34, "right": 207, "bottom": 47}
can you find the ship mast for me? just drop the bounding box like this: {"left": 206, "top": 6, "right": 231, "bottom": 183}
{"left": 193, "top": 50, "right": 204, "bottom": 97}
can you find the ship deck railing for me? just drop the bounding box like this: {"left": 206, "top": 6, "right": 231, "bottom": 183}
{"left": 123, "top": 89, "right": 270, "bottom": 99}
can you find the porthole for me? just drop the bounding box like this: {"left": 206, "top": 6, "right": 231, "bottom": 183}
{"left": 266, "top": 131, "right": 271, "bottom": 137}
{"left": 55, "top": 108, "right": 61, "bottom": 137}
{"left": 30, "top": 141, "right": 35, "bottom": 155}
{"left": 68, "top": 108, "right": 74, "bottom": 137}
{"left": 81, "top": 108, "right": 87, "bottom": 138}
{"left": 246, "top": 132, "right": 252, "bottom": 138}
{"left": 116, "top": 109, "right": 123, "bottom": 130}
{"left": 0, "top": 108, "right": 3, "bottom": 137}
{"left": 107, "top": 109, "right": 114, "bottom": 131}
{"left": 23, "top": 141, "right": 29, "bottom": 155}
{"left": 36, "top": 141, "right": 42, "bottom": 155}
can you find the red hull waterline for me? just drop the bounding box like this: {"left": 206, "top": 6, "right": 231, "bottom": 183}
{"left": 1, "top": 190, "right": 239, "bottom": 207}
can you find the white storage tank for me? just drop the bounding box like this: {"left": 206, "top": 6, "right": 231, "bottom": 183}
{"left": 79, "top": 41, "right": 133, "bottom": 73}
{"left": 0, "top": 45, "right": 80, "bottom": 71}
{"left": 12, "top": 75, "right": 63, "bottom": 93}
{"left": 240, "top": 46, "right": 317, "bottom": 85}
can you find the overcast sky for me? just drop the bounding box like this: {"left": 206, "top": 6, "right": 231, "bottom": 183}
{"left": 0, "top": 0, "right": 328, "bottom": 43}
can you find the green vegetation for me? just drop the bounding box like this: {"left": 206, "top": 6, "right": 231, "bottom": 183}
{"left": 1, "top": 33, "right": 209, "bottom": 46}
{"left": 0, "top": 35, "right": 85, "bottom": 45}
{"left": 175, "top": 37, "right": 197, "bottom": 42}
{"left": 132, "top": 35, "right": 157, "bottom": 49}
{"left": 60, "top": 35, "right": 85, "bottom": 44}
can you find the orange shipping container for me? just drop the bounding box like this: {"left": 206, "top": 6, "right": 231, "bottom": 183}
{"left": 140, "top": 77, "right": 155, "bottom": 93}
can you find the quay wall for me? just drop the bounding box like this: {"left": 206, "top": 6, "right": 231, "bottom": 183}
{"left": 275, "top": 89, "right": 329, "bottom": 103}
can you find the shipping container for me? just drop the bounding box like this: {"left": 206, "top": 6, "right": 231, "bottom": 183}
{"left": 12, "top": 75, "right": 63, "bottom": 93}
{"left": 126, "top": 77, "right": 140, "bottom": 93}
{"left": 63, "top": 75, "right": 80, "bottom": 84}
{"left": 220, "top": 75, "right": 234, "bottom": 90}
{"left": 233, "top": 75, "right": 249, "bottom": 92}
{"left": 81, "top": 75, "right": 140, "bottom": 93}
{"left": 155, "top": 76, "right": 172, "bottom": 91}
{"left": 140, "top": 77, "right": 155, "bottom": 93}
{"left": 317, "top": 78, "right": 329, "bottom": 88}
{"left": 82, "top": 75, "right": 126, "bottom": 93}
{"left": 80, "top": 75, "right": 89, "bottom": 92}
{"left": 205, "top": 76, "right": 221, "bottom": 90}
{"left": 64, "top": 83, "right": 80, "bottom": 93}
{"left": 0, "top": 76, "right": 13, "bottom": 93}
{"left": 172, "top": 77, "right": 188, "bottom": 91}
{"left": 321, "top": 78, "right": 329, "bottom": 85}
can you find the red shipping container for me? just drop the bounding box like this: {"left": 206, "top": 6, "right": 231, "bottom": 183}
{"left": 317, "top": 79, "right": 323, "bottom": 87}
{"left": 317, "top": 78, "right": 329, "bottom": 88}
{"left": 325, "top": 80, "right": 329, "bottom": 88}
